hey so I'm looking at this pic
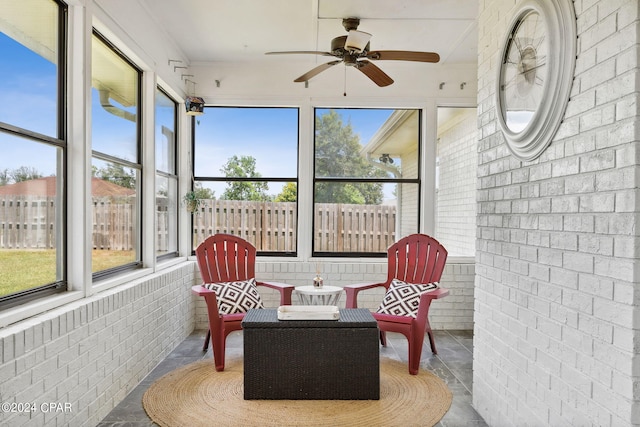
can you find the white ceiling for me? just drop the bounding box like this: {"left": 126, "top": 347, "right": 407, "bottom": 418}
{"left": 143, "top": 0, "right": 478, "bottom": 66}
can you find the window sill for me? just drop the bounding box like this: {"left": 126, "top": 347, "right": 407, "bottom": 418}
{"left": 0, "top": 290, "right": 84, "bottom": 330}
{"left": 1, "top": 258, "right": 195, "bottom": 331}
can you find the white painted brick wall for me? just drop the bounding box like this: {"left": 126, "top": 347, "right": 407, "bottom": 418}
{"left": 436, "top": 108, "right": 478, "bottom": 257}
{"left": 0, "top": 262, "right": 196, "bottom": 427}
{"left": 475, "top": 0, "right": 639, "bottom": 426}
{"left": 193, "top": 260, "right": 476, "bottom": 331}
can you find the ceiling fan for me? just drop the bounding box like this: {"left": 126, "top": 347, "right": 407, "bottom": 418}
{"left": 265, "top": 18, "right": 440, "bottom": 87}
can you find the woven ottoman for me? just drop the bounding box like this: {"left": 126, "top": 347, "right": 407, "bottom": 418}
{"left": 242, "top": 308, "right": 379, "bottom": 400}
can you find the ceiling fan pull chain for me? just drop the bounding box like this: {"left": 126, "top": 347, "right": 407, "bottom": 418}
{"left": 344, "top": 64, "right": 347, "bottom": 96}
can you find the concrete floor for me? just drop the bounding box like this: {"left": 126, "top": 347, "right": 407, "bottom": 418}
{"left": 98, "top": 329, "right": 487, "bottom": 427}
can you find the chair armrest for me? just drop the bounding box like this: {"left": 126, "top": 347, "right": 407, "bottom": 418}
{"left": 373, "top": 312, "right": 414, "bottom": 324}
{"left": 256, "top": 281, "right": 295, "bottom": 305}
{"left": 344, "top": 282, "right": 386, "bottom": 308}
{"left": 191, "top": 284, "right": 223, "bottom": 325}
{"left": 424, "top": 287, "right": 449, "bottom": 300}
{"left": 192, "top": 284, "right": 214, "bottom": 296}
{"left": 415, "top": 287, "right": 449, "bottom": 321}
{"left": 418, "top": 287, "right": 449, "bottom": 308}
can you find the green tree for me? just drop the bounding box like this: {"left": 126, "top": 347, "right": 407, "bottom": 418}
{"left": 93, "top": 163, "right": 136, "bottom": 189}
{"left": 0, "top": 168, "right": 10, "bottom": 185}
{"left": 194, "top": 182, "right": 215, "bottom": 199}
{"left": 220, "top": 155, "right": 270, "bottom": 201}
{"left": 10, "top": 166, "right": 43, "bottom": 183}
{"left": 314, "top": 110, "right": 386, "bottom": 204}
{"left": 274, "top": 182, "right": 297, "bottom": 202}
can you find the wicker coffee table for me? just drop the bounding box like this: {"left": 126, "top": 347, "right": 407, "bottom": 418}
{"left": 242, "top": 308, "right": 379, "bottom": 400}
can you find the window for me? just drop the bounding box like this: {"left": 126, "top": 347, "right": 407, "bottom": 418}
{"left": 435, "top": 107, "right": 477, "bottom": 257}
{"left": 313, "top": 108, "right": 420, "bottom": 256}
{"left": 155, "top": 88, "right": 178, "bottom": 258}
{"left": 91, "top": 32, "right": 141, "bottom": 276}
{"left": 0, "top": 0, "right": 66, "bottom": 305}
{"left": 193, "top": 107, "right": 298, "bottom": 254}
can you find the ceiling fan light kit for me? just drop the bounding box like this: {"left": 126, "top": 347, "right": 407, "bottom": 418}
{"left": 344, "top": 30, "right": 372, "bottom": 53}
{"left": 266, "top": 17, "right": 440, "bottom": 87}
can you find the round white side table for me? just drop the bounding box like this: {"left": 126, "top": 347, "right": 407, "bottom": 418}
{"left": 295, "top": 285, "right": 343, "bottom": 305}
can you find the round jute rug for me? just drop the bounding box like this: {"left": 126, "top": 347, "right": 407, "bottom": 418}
{"left": 142, "top": 356, "right": 452, "bottom": 427}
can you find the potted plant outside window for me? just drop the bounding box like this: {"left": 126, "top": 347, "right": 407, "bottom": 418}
{"left": 182, "top": 190, "right": 202, "bottom": 214}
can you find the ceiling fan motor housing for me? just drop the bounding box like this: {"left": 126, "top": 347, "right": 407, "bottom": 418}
{"left": 342, "top": 17, "right": 360, "bottom": 31}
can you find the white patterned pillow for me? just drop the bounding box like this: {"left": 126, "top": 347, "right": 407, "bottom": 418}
{"left": 204, "top": 278, "right": 264, "bottom": 315}
{"left": 376, "top": 279, "right": 439, "bottom": 318}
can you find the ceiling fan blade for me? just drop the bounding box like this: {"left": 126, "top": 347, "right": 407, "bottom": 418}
{"left": 293, "top": 60, "right": 342, "bottom": 82}
{"left": 356, "top": 60, "right": 394, "bottom": 87}
{"left": 367, "top": 50, "right": 440, "bottom": 63}
{"left": 266, "top": 51, "right": 335, "bottom": 57}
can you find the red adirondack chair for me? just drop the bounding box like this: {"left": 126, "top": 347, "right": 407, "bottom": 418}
{"left": 344, "top": 233, "right": 449, "bottom": 375}
{"left": 192, "top": 234, "right": 294, "bottom": 371}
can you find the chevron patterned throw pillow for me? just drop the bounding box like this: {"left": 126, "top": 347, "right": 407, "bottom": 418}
{"left": 204, "top": 278, "right": 264, "bottom": 315}
{"left": 376, "top": 278, "right": 439, "bottom": 318}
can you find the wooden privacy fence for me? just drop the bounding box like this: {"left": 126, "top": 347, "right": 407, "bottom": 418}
{"left": 315, "top": 203, "right": 396, "bottom": 252}
{"left": 192, "top": 200, "right": 297, "bottom": 251}
{"left": 0, "top": 195, "right": 56, "bottom": 249}
{"left": 92, "top": 196, "right": 136, "bottom": 250}
{"left": 0, "top": 196, "right": 396, "bottom": 252}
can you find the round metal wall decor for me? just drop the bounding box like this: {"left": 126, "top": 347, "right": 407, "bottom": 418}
{"left": 495, "top": 0, "right": 576, "bottom": 161}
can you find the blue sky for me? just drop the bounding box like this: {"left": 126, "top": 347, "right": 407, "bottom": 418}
{"left": 194, "top": 107, "right": 393, "bottom": 180}
{"left": 319, "top": 108, "right": 393, "bottom": 145}
{"left": 0, "top": 33, "right": 58, "bottom": 137}
{"left": 193, "top": 106, "right": 394, "bottom": 198}
{"left": 0, "top": 32, "right": 59, "bottom": 178}
{"left": 194, "top": 107, "right": 299, "bottom": 178}
{"left": 0, "top": 30, "right": 394, "bottom": 192}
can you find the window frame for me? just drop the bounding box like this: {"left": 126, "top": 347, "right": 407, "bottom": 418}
{"left": 155, "top": 86, "right": 179, "bottom": 261}
{"left": 191, "top": 105, "right": 300, "bottom": 257}
{"left": 311, "top": 107, "right": 422, "bottom": 258}
{"left": 90, "top": 30, "right": 143, "bottom": 280}
{"left": 0, "top": 0, "right": 68, "bottom": 308}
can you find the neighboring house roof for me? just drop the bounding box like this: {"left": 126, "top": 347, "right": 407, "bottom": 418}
{"left": 0, "top": 177, "right": 135, "bottom": 197}
{"left": 90, "top": 177, "right": 136, "bottom": 197}
{"left": 360, "top": 110, "right": 419, "bottom": 158}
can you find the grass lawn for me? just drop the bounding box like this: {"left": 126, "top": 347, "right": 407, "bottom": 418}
{"left": 0, "top": 249, "right": 135, "bottom": 297}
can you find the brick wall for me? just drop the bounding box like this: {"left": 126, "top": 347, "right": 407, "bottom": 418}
{"left": 194, "top": 260, "right": 476, "bottom": 331}
{"left": 0, "top": 263, "right": 196, "bottom": 427}
{"left": 475, "top": 0, "right": 639, "bottom": 426}
{"left": 436, "top": 108, "right": 478, "bottom": 256}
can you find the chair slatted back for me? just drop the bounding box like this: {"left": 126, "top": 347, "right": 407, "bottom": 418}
{"left": 196, "top": 234, "right": 256, "bottom": 284}
{"left": 386, "top": 234, "right": 448, "bottom": 287}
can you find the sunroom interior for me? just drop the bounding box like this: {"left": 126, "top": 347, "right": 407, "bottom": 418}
{"left": 2, "top": 0, "right": 639, "bottom": 426}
